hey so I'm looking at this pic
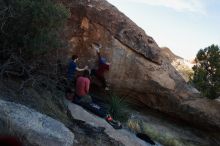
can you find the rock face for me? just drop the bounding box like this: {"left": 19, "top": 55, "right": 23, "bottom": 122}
{"left": 65, "top": 100, "right": 154, "bottom": 146}
{"left": 0, "top": 99, "right": 76, "bottom": 146}
{"left": 161, "top": 47, "right": 194, "bottom": 82}
{"left": 60, "top": 0, "right": 220, "bottom": 131}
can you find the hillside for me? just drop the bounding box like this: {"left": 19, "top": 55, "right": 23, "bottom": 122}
{"left": 0, "top": 0, "right": 220, "bottom": 145}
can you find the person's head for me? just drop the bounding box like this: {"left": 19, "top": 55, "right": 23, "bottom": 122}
{"left": 83, "top": 70, "right": 90, "bottom": 78}
{"left": 71, "top": 55, "right": 78, "bottom": 61}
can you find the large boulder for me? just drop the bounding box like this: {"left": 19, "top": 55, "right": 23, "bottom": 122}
{"left": 59, "top": 0, "right": 220, "bottom": 131}
{"left": 0, "top": 99, "right": 76, "bottom": 146}
{"left": 65, "top": 100, "right": 156, "bottom": 146}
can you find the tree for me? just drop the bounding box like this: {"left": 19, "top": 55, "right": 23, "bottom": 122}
{"left": 0, "top": 0, "right": 70, "bottom": 58}
{"left": 191, "top": 44, "right": 220, "bottom": 99}
{"left": 0, "top": 0, "right": 70, "bottom": 88}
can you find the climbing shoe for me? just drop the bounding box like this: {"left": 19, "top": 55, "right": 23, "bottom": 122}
{"left": 105, "top": 115, "right": 122, "bottom": 129}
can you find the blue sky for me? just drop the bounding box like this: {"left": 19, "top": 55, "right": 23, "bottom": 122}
{"left": 107, "top": 0, "right": 220, "bottom": 59}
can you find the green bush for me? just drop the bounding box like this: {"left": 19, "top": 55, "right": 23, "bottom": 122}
{"left": 0, "top": 0, "right": 70, "bottom": 57}
{"left": 108, "top": 95, "right": 130, "bottom": 122}
{"left": 191, "top": 44, "right": 220, "bottom": 99}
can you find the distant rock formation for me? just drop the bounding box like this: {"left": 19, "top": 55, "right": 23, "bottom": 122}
{"left": 160, "top": 47, "right": 182, "bottom": 61}
{"left": 0, "top": 100, "right": 76, "bottom": 146}
{"left": 59, "top": 0, "right": 220, "bottom": 131}
{"left": 161, "top": 47, "right": 194, "bottom": 82}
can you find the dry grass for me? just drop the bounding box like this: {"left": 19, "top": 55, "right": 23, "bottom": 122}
{"left": 127, "top": 119, "right": 204, "bottom": 146}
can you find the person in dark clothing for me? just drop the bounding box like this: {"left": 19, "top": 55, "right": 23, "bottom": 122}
{"left": 67, "top": 55, "right": 88, "bottom": 84}
{"left": 91, "top": 43, "right": 110, "bottom": 90}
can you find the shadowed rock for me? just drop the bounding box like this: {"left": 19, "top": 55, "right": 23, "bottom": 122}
{"left": 0, "top": 99, "right": 76, "bottom": 146}
{"left": 65, "top": 100, "right": 153, "bottom": 146}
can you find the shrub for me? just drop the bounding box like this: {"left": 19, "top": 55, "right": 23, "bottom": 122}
{"left": 0, "top": 0, "right": 70, "bottom": 58}
{"left": 127, "top": 119, "right": 141, "bottom": 133}
{"left": 191, "top": 44, "right": 220, "bottom": 99}
{"left": 108, "top": 95, "right": 130, "bottom": 122}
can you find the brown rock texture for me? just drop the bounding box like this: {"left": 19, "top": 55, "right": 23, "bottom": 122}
{"left": 161, "top": 47, "right": 194, "bottom": 82}
{"left": 59, "top": 0, "right": 220, "bottom": 131}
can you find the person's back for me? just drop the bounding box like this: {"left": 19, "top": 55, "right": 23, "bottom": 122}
{"left": 75, "top": 70, "right": 92, "bottom": 103}
{"left": 76, "top": 76, "right": 90, "bottom": 97}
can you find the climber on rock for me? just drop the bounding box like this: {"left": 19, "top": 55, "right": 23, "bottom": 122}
{"left": 90, "top": 43, "right": 111, "bottom": 91}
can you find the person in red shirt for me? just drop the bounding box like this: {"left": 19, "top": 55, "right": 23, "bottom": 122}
{"left": 75, "top": 70, "right": 92, "bottom": 103}
{"left": 91, "top": 43, "right": 110, "bottom": 90}
{"left": 69, "top": 70, "right": 122, "bottom": 129}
